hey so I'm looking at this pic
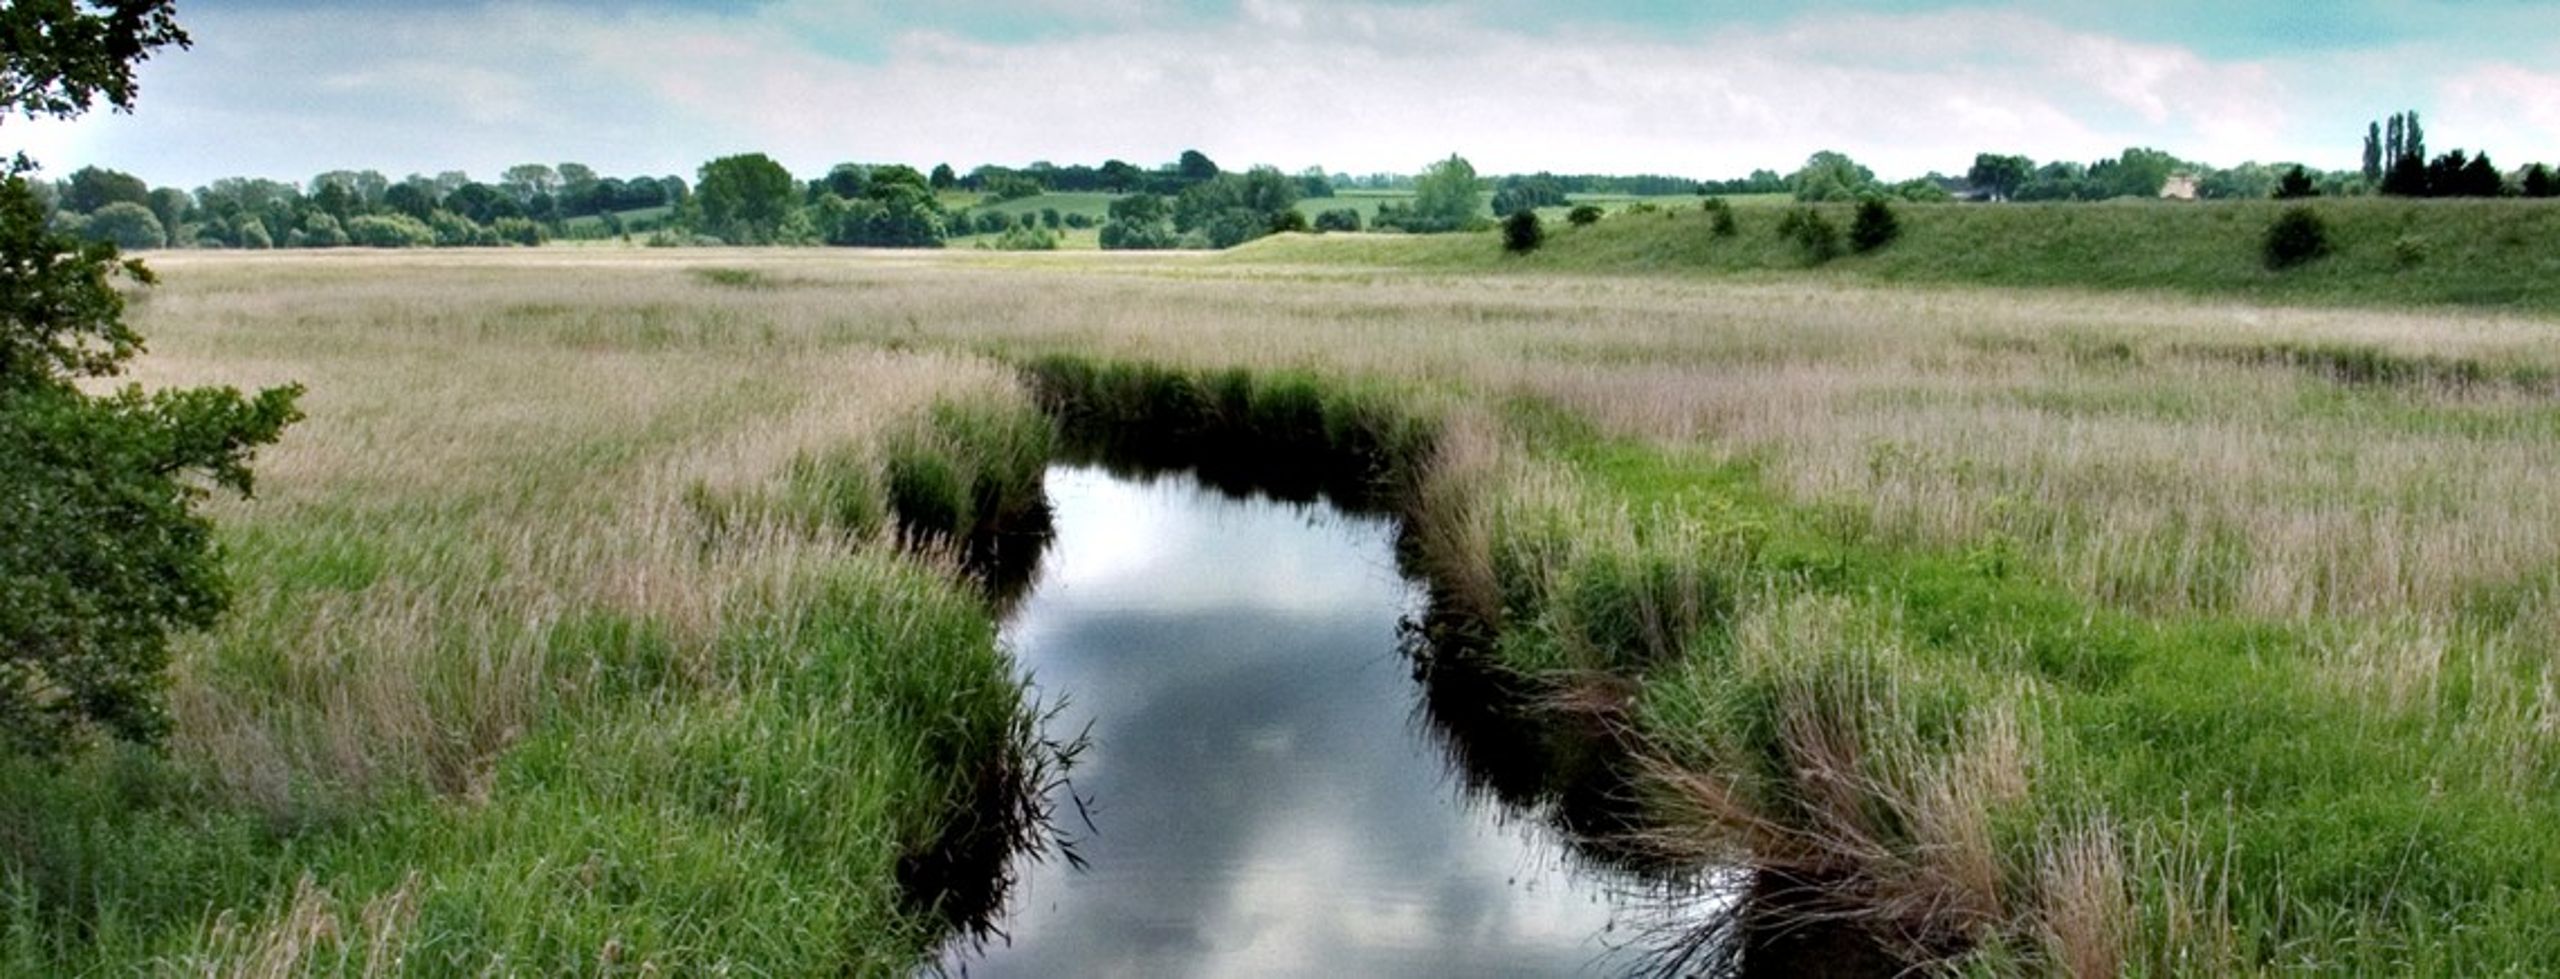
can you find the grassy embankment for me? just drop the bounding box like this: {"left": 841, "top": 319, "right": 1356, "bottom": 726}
{"left": 1242, "top": 196, "right": 2560, "bottom": 314}
{"left": 9, "top": 237, "right": 2560, "bottom": 973}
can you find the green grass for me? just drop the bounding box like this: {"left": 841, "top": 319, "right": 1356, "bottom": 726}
{"left": 1236, "top": 197, "right": 2560, "bottom": 315}
{"left": 1020, "top": 353, "right": 2560, "bottom": 972}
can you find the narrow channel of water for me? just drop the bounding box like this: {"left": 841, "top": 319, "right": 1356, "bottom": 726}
{"left": 940, "top": 465, "right": 1721, "bottom": 976}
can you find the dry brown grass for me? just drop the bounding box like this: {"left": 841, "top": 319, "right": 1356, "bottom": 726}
{"left": 128, "top": 252, "right": 1032, "bottom": 819}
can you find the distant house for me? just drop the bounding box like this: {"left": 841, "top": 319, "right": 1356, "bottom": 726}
{"left": 2159, "top": 173, "right": 2201, "bottom": 201}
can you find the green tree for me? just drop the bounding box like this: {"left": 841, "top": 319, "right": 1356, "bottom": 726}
{"left": 1176, "top": 149, "right": 1220, "bottom": 185}
{"left": 1313, "top": 208, "right": 1362, "bottom": 232}
{"left": 1404, "top": 154, "right": 1482, "bottom": 233}
{"left": 62, "top": 164, "right": 148, "bottom": 213}
{"left": 80, "top": 200, "right": 161, "bottom": 249}
{"left": 1566, "top": 204, "right": 1602, "bottom": 226}
{"left": 1790, "top": 151, "right": 1875, "bottom": 202}
{"left": 1965, "top": 153, "right": 2032, "bottom": 201}
{"left": 692, "top": 153, "right": 795, "bottom": 245}
{"left": 2273, "top": 165, "right": 2318, "bottom": 200}
{"left": 2525, "top": 164, "right": 2557, "bottom": 199}
{"left": 3, "top": 0, "right": 303, "bottom": 755}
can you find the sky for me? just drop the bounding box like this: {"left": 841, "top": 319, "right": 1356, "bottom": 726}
{"left": 8, "top": 0, "right": 2558, "bottom": 189}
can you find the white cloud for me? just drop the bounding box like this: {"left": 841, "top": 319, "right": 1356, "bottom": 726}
{"left": 10, "top": 2, "right": 2550, "bottom": 188}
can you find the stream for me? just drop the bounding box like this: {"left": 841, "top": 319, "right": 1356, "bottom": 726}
{"left": 937, "top": 465, "right": 1723, "bottom": 976}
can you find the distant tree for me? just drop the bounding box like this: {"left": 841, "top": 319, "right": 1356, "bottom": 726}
{"left": 929, "top": 163, "right": 956, "bottom": 191}
{"left": 441, "top": 182, "right": 516, "bottom": 225}
{"left": 822, "top": 164, "right": 945, "bottom": 248}
{"left": 821, "top": 163, "right": 869, "bottom": 201}
{"left": 310, "top": 180, "right": 355, "bottom": 223}
{"left": 3, "top": 0, "right": 304, "bottom": 756}
{"left": 2525, "top": 164, "right": 2558, "bottom": 199}
{"left": 499, "top": 164, "right": 559, "bottom": 205}
{"left": 2361, "top": 121, "right": 2383, "bottom": 185}
{"left": 2273, "top": 165, "right": 2319, "bottom": 200}
{"left": 298, "top": 212, "right": 346, "bottom": 248}
{"left": 1099, "top": 193, "right": 1176, "bottom": 249}
{"left": 81, "top": 200, "right": 163, "bottom": 249}
{"left": 1176, "top": 149, "right": 1220, "bottom": 185}
{"left": 1848, "top": 198, "right": 1899, "bottom": 253}
{"left": 1500, "top": 209, "right": 1542, "bottom": 254}
{"left": 2092, "top": 147, "right": 2179, "bottom": 198}
{"left": 2458, "top": 153, "right": 2505, "bottom": 197}
{"left": 1490, "top": 173, "right": 1568, "bottom": 216}
{"left": 1789, "top": 151, "right": 1875, "bottom": 202}
{"left": 62, "top": 165, "right": 149, "bottom": 213}
{"left": 2263, "top": 205, "right": 2331, "bottom": 269}
{"left": 1567, "top": 204, "right": 1602, "bottom": 226}
{"left": 1312, "top": 208, "right": 1362, "bottom": 232}
{"left": 1403, "top": 154, "right": 1483, "bottom": 233}
{"left": 1098, "top": 159, "right": 1145, "bottom": 193}
{"left": 1965, "top": 153, "right": 2032, "bottom": 201}
{"left": 2379, "top": 110, "right": 2430, "bottom": 196}
{"left": 146, "top": 185, "right": 188, "bottom": 236}
{"left": 692, "top": 153, "right": 795, "bottom": 244}
{"left": 382, "top": 181, "right": 434, "bottom": 220}
{"left": 1039, "top": 207, "right": 1061, "bottom": 229}
{"left": 1296, "top": 167, "right": 1334, "bottom": 199}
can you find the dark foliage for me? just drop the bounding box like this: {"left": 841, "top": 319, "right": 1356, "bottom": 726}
{"left": 1501, "top": 209, "right": 1543, "bottom": 254}
{"left": 1848, "top": 198, "right": 1900, "bottom": 253}
{"left": 2262, "top": 205, "right": 2332, "bottom": 270}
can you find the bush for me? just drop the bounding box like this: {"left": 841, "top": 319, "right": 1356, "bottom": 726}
{"left": 1313, "top": 208, "right": 1362, "bottom": 233}
{"left": 1567, "top": 204, "right": 1603, "bottom": 226}
{"left": 299, "top": 214, "right": 347, "bottom": 248}
{"left": 2262, "top": 205, "right": 2332, "bottom": 270}
{"left": 345, "top": 213, "right": 434, "bottom": 248}
{"left": 1702, "top": 197, "right": 1738, "bottom": 237}
{"left": 81, "top": 201, "right": 164, "bottom": 250}
{"left": 1501, "top": 210, "right": 1543, "bottom": 254}
{"left": 491, "top": 217, "right": 546, "bottom": 246}
{"left": 1775, "top": 207, "right": 1841, "bottom": 264}
{"left": 1848, "top": 198, "right": 1900, "bottom": 253}
{"left": 989, "top": 224, "right": 1057, "bottom": 251}
{"left": 1063, "top": 212, "right": 1094, "bottom": 230}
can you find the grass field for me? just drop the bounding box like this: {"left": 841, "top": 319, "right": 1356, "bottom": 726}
{"left": 1242, "top": 196, "right": 2560, "bottom": 314}
{"left": 8, "top": 238, "right": 2560, "bottom": 973}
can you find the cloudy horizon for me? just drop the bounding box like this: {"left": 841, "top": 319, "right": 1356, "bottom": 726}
{"left": 10, "top": 0, "right": 2559, "bottom": 189}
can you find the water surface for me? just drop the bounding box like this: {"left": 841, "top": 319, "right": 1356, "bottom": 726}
{"left": 945, "top": 466, "right": 1713, "bottom": 976}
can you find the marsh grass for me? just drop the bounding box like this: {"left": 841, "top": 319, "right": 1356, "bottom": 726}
{"left": 15, "top": 246, "right": 2560, "bottom": 973}
{"left": 4, "top": 255, "right": 1064, "bottom": 973}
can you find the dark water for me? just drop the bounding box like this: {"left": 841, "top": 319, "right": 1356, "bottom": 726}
{"left": 940, "top": 466, "right": 1724, "bottom": 977}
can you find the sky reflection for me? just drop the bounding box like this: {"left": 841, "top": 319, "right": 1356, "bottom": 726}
{"left": 948, "top": 467, "right": 1710, "bottom": 978}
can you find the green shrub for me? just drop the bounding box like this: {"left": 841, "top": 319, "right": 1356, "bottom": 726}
{"left": 1501, "top": 210, "right": 1543, "bottom": 254}
{"left": 1312, "top": 208, "right": 1362, "bottom": 233}
{"left": 344, "top": 213, "right": 434, "bottom": 248}
{"left": 1849, "top": 198, "right": 1900, "bottom": 253}
{"left": 1703, "top": 197, "right": 1738, "bottom": 237}
{"left": 1774, "top": 207, "right": 1842, "bottom": 264}
{"left": 2262, "top": 205, "right": 2332, "bottom": 270}
{"left": 1567, "top": 204, "right": 1603, "bottom": 227}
